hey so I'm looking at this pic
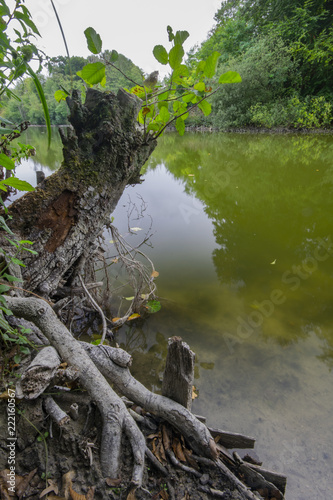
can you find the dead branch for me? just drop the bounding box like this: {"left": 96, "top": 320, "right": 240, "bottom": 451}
{"left": 44, "top": 396, "right": 70, "bottom": 426}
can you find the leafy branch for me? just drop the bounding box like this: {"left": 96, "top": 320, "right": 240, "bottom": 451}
{"left": 69, "top": 25, "right": 242, "bottom": 141}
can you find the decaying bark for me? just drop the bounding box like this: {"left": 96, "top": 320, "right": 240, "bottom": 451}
{"left": 6, "top": 88, "right": 156, "bottom": 295}
{"left": 162, "top": 336, "right": 195, "bottom": 410}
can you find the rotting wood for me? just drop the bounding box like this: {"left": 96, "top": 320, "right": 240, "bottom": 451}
{"left": 81, "top": 341, "right": 219, "bottom": 460}
{"left": 162, "top": 336, "right": 195, "bottom": 410}
{"left": 245, "top": 463, "right": 287, "bottom": 494}
{"left": 5, "top": 88, "right": 157, "bottom": 295}
{"left": 233, "top": 452, "right": 286, "bottom": 496}
{"left": 44, "top": 396, "right": 70, "bottom": 426}
{"left": 209, "top": 427, "right": 256, "bottom": 449}
{"left": 15, "top": 345, "right": 60, "bottom": 400}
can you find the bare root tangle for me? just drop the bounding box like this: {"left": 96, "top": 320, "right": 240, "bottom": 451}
{"left": 81, "top": 342, "right": 219, "bottom": 460}
{"left": 6, "top": 296, "right": 147, "bottom": 485}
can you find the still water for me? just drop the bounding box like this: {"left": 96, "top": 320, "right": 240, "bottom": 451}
{"left": 17, "top": 128, "right": 333, "bottom": 499}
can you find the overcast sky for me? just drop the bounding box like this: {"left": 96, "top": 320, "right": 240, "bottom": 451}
{"left": 23, "top": 0, "right": 220, "bottom": 75}
{"left": 21, "top": 0, "right": 221, "bottom": 73}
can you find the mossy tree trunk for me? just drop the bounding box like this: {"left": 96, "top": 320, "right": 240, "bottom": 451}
{"left": 7, "top": 88, "right": 156, "bottom": 295}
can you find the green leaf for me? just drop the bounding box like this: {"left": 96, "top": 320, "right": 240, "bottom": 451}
{"left": 20, "top": 346, "right": 30, "bottom": 355}
{"left": 0, "top": 153, "right": 15, "bottom": 171}
{"left": 0, "top": 177, "right": 35, "bottom": 192}
{"left": 204, "top": 51, "right": 221, "bottom": 78}
{"left": 169, "top": 44, "right": 184, "bottom": 70}
{"left": 196, "top": 60, "right": 206, "bottom": 75}
{"left": 84, "top": 27, "right": 102, "bottom": 54}
{"left": 198, "top": 99, "right": 212, "bottom": 116}
{"left": 0, "top": 216, "right": 13, "bottom": 234}
{"left": 14, "top": 10, "right": 40, "bottom": 36}
{"left": 146, "top": 122, "right": 161, "bottom": 133}
{"left": 0, "top": 306, "right": 12, "bottom": 316}
{"left": 0, "top": 295, "right": 7, "bottom": 306}
{"left": 146, "top": 300, "right": 161, "bottom": 314}
{"left": 0, "top": 284, "right": 10, "bottom": 294}
{"left": 77, "top": 62, "right": 106, "bottom": 87}
{"left": 182, "top": 92, "right": 197, "bottom": 103}
{"left": 9, "top": 257, "right": 25, "bottom": 267}
{"left": 153, "top": 45, "right": 169, "bottom": 65}
{"left": 110, "top": 50, "right": 119, "bottom": 63}
{"left": 167, "top": 25, "right": 174, "bottom": 42}
{"left": 0, "top": 4, "right": 10, "bottom": 16}
{"left": 172, "top": 64, "right": 189, "bottom": 84}
{"left": 174, "top": 30, "right": 190, "bottom": 46}
{"left": 175, "top": 117, "right": 185, "bottom": 136}
{"left": 22, "top": 247, "right": 38, "bottom": 255}
{"left": 159, "top": 106, "right": 170, "bottom": 122}
{"left": 54, "top": 89, "right": 68, "bottom": 102}
{"left": 0, "top": 116, "right": 13, "bottom": 125}
{"left": 13, "top": 354, "right": 21, "bottom": 364}
{"left": 194, "top": 81, "right": 206, "bottom": 92}
{"left": 27, "top": 65, "right": 51, "bottom": 149}
{"left": 1, "top": 273, "right": 22, "bottom": 283}
{"left": 218, "top": 70, "right": 242, "bottom": 84}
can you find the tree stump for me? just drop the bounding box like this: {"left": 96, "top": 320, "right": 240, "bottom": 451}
{"left": 162, "top": 336, "right": 195, "bottom": 410}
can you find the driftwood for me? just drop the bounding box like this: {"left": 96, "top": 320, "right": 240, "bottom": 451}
{"left": 15, "top": 345, "right": 61, "bottom": 399}
{"left": 209, "top": 427, "right": 256, "bottom": 449}
{"left": 44, "top": 396, "right": 70, "bottom": 426}
{"left": 162, "top": 336, "right": 195, "bottom": 410}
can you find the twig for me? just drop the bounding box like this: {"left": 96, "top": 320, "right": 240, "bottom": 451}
{"left": 78, "top": 275, "right": 107, "bottom": 345}
{"left": 0, "top": 283, "right": 52, "bottom": 304}
{"left": 166, "top": 449, "right": 201, "bottom": 478}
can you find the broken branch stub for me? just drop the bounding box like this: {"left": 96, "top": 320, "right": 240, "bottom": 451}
{"left": 162, "top": 336, "right": 195, "bottom": 410}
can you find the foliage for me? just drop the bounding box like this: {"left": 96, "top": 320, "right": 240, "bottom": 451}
{"left": 0, "top": 0, "right": 49, "bottom": 373}
{"left": 0, "top": 0, "right": 51, "bottom": 144}
{"left": 77, "top": 26, "right": 241, "bottom": 140}
{"left": 0, "top": 53, "right": 145, "bottom": 125}
{"left": 194, "top": 0, "right": 333, "bottom": 129}
{"left": 210, "top": 34, "right": 298, "bottom": 128}
{"left": 250, "top": 95, "right": 333, "bottom": 128}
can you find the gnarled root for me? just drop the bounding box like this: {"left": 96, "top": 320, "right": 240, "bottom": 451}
{"left": 5, "top": 296, "right": 217, "bottom": 488}
{"left": 6, "top": 296, "right": 146, "bottom": 484}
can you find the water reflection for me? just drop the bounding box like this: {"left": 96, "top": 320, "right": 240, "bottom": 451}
{"left": 144, "top": 133, "right": 333, "bottom": 367}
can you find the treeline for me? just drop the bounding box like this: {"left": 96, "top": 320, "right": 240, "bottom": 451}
{"left": 2, "top": 0, "right": 333, "bottom": 130}
{"left": 0, "top": 53, "right": 144, "bottom": 125}
{"left": 188, "top": 0, "right": 333, "bottom": 129}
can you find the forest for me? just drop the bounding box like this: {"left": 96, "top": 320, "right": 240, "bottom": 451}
{"left": 1, "top": 0, "right": 333, "bottom": 130}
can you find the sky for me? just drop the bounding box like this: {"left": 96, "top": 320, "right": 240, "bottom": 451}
{"left": 23, "top": 0, "right": 221, "bottom": 75}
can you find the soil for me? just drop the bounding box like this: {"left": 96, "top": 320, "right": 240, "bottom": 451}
{"left": 0, "top": 365, "right": 255, "bottom": 500}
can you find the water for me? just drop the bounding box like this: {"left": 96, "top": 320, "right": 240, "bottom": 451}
{"left": 16, "top": 129, "right": 333, "bottom": 499}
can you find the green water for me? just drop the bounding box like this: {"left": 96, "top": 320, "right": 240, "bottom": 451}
{"left": 19, "top": 130, "right": 333, "bottom": 499}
